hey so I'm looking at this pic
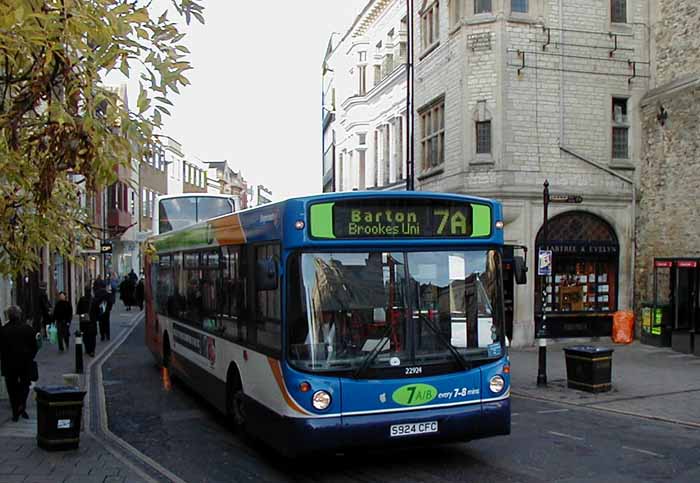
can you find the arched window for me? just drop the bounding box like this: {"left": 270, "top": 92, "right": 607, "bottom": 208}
{"left": 535, "top": 211, "right": 619, "bottom": 317}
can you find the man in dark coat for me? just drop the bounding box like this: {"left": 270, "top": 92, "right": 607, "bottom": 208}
{"left": 135, "top": 277, "right": 145, "bottom": 311}
{"left": 0, "top": 306, "right": 39, "bottom": 421}
{"left": 37, "top": 282, "right": 51, "bottom": 338}
{"left": 53, "top": 291, "right": 73, "bottom": 352}
{"left": 87, "top": 281, "right": 111, "bottom": 355}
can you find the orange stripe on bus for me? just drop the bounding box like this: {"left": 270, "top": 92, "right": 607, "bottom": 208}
{"left": 268, "top": 358, "right": 310, "bottom": 416}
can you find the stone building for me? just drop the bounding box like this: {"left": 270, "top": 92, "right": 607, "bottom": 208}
{"left": 326, "top": 0, "right": 654, "bottom": 347}
{"left": 636, "top": 1, "right": 700, "bottom": 353}
{"left": 324, "top": 0, "right": 410, "bottom": 192}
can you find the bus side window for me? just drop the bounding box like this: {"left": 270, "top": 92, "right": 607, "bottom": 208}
{"left": 255, "top": 244, "right": 281, "bottom": 353}
{"left": 221, "top": 246, "right": 246, "bottom": 341}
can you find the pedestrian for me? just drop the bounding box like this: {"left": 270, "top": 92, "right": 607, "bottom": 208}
{"left": 52, "top": 291, "right": 73, "bottom": 352}
{"left": 120, "top": 275, "right": 136, "bottom": 311}
{"left": 37, "top": 282, "right": 51, "bottom": 339}
{"left": 128, "top": 269, "right": 138, "bottom": 285}
{"left": 135, "top": 277, "right": 145, "bottom": 311}
{"left": 86, "top": 282, "right": 106, "bottom": 356}
{"left": 91, "top": 280, "right": 112, "bottom": 345}
{"left": 0, "top": 306, "right": 39, "bottom": 422}
{"left": 92, "top": 275, "right": 103, "bottom": 294}
{"left": 77, "top": 287, "right": 92, "bottom": 348}
{"left": 109, "top": 272, "right": 119, "bottom": 306}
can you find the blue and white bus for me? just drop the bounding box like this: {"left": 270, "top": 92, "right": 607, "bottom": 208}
{"left": 144, "top": 191, "right": 525, "bottom": 456}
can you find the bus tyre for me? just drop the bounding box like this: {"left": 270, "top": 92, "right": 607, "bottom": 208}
{"left": 227, "top": 371, "right": 246, "bottom": 431}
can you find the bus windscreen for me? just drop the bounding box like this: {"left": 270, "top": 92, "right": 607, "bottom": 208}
{"left": 309, "top": 199, "right": 492, "bottom": 239}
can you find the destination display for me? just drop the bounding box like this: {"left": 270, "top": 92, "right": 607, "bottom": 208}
{"left": 309, "top": 199, "right": 492, "bottom": 239}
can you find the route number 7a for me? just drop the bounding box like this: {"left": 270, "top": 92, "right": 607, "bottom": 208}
{"left": 434, "top": 209, "right": 468, "bottom": 235}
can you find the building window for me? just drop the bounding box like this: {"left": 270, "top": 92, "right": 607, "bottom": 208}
{"left": 449, "top": 0, "right": 462, "bottom": 27}
{"left": 421, "top": 1, "right": 440, "bottom": 50}
{"left": 395, "top": 117, "right": 404, "bottom": 180}
{"left": 511, "top": 0, "right": 528, "bottom": 13}
{"left": 612, "top": 97, "right": 629, "bottom": 159}
{"left": 476, "top": 121, "right": 491, "bottom": 154}
{"left": 475, "top": 0, "right": 492, "bottom": 14}
{"left": 359, "top": 51, "right": 367, "bottom": 62}
{"left": 359, "top": 65, "right": 367, "bottom": 95}
{"left": 420, "top": 99, "right": 445, "bottom": 171}
{"left": 383, "top": 125, "right": 391, "bottom": 185}
{"left": 382, "top": 53, "right": 394, "bottom": 78}
{"left": 358, "top": 133, "right": 367, "bottom": 146}
{"left": 611, "top": 0, "right": 626, "bottom": 23}
{"left": 373, "top": 65, "right": 382, "bottom": 86}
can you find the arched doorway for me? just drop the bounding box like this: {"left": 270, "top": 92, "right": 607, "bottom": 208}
{"left": 534, "top": 211, "right": 620, "bottom": 338}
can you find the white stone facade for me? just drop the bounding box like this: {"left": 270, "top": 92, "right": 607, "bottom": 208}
{"left": 412, "top": 0, "right": 650, "bottom": 346}
{"left": 326, "top": 0, "right": 411, "bottom": 192}
{"left": 328, "top": 0, "right": 652, "bottom": 347}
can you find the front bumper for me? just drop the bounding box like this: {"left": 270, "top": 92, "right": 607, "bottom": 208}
{"left": 273, "top": 397, "right": 510, "bottom": 456}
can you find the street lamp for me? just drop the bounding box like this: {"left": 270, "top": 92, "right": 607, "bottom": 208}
{"left": 405, "top": 0, "right": 415, "bottom": 191}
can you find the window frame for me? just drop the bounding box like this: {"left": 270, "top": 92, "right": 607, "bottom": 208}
{"left": 611, "top": 97, "right": 629, "bottom": 160}
{"left": 419, "top": 97, "right": 446, "bottom": 172}
{"left": 474, "top": 0, "right": 492, "bottom": 14}
{"left": 611, "top": 0, "right": 627, "bottom": 24}
{"left": 511, "top": 0, "right": 528, "bottom": 14}
{"left": 475, "top": 120, "right": 492, "bottom": 155}
{"left": 420, "top": 1, "right": 440, "bottom": 52}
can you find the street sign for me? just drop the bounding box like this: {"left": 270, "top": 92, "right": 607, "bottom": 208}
{"left": 538, "top": 249, "right": 552, "bottom": 276}
{"left": 549, "top": 194, "right": 583, "bottom": 204}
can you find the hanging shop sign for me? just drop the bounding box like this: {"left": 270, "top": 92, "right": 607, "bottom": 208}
{"left": 538, "top": 249, "right": 552, "bottom": 276}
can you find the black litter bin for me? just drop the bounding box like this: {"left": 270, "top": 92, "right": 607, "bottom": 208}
{"left": 563, "top": 346, "right": 614, "bottom": 393}
{"left": 35, "top": 386, "right": 86, "bottom": 451}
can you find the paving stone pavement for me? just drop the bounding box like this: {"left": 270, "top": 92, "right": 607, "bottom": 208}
{"left": 509, "top": 339, "right": 700, "bottom": 426}
{"left": 0, "top": 301, "right": 147, "bottom": 483}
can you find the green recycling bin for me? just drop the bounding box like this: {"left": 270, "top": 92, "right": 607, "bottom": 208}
{"left": 35, "top": 386, "right": 86, "bottom": 451}
{"left": 640, "top": 304, "right": 672, "bottom": 347}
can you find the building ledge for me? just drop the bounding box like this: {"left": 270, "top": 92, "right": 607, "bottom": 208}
{"left": 609, "top": 160, "right": 636, "bottom": 171}
{"left": 419, "top": 42, "right": 440, "bottom": 61}
{"left": 417, "top": 166, "right": 444, "bottom": 181}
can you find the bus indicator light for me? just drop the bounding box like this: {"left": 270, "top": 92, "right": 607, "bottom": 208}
{"left": 495, "top": 220, "right": 504, "bottom": 230}
{"left": 295, "top": 220, "right": 305, "bottom": 230}
{"left": 299, "top": 382, "right": 311, "bottom": 393}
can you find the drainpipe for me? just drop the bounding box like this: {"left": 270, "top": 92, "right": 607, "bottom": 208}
{"left": 559, "top": 146, "right": 636, "bottom": 310}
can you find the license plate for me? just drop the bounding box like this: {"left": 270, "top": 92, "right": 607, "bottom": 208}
{"left": 389, "top": 421, "right": 438, "bottom": 438}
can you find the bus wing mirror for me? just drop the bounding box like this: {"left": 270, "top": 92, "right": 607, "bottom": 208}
{"left": 256, "top": 258, "right": 278, "bottom": 291}
{"left": 513, "top": 256, "right": 527, "bottom": 285}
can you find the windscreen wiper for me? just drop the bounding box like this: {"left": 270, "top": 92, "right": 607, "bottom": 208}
{"left": 352, "top": 320, "right": 395, "bottom": 379}
{"left": 416, "top": 313, "right": 469, "bottom": 371}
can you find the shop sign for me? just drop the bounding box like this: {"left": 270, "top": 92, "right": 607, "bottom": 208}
{"left": 654, "top": 260, "right": 673, "bottom": 268}
{"left": 549, "top": 194, "right": 583, "bottom": 204}
{"left": 100, "top": 241, "right": 112, "bottom": 254}
{"left": 641, "top": 307, "right": 652, "bottom": 333}
{"left": 538, "top": 249, "right": 552, "bottom": 276}
{"left": 677, "top": 260, "right": 698, "bottom": 268}
{"left": 541, "top": 244, "right": 618, "bottom": 256}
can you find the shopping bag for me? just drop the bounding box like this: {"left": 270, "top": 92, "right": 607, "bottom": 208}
{"left": 48, "top": 323, "right": 58, "bottom": 345}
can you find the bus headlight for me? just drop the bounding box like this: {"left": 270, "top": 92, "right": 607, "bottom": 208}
{"left": 489, "top": 375, "right": 505, "bottom": 394}
{"left": 312, "top": 390, "right": 332, "bottom": 410}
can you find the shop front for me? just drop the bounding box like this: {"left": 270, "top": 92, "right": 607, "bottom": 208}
{"left": 534, "top": 211, "right": 620, "bottom": 338}
{"left": 645, "top": 258, "right": 699, "bottom": 355}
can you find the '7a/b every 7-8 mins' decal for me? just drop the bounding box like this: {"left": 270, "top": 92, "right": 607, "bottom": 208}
{"left": 391, "top": 384, "right": 480, "bottom": 406}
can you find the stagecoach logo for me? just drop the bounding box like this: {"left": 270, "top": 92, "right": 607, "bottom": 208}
{"left": 379, "top": 393, "right": 387, "bottom": 404}
{"left": 390, "top": 357, "right": 401, "bottom": 367}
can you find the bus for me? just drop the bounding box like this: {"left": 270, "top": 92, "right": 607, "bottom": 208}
{"left": 144, "top": 191, "right": 526, "bottom": 456}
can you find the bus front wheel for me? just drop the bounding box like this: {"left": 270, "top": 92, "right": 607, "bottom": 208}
{"left": 227, "top": 369, "right": 246, "bottom": 431}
